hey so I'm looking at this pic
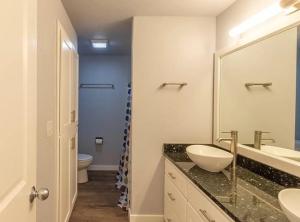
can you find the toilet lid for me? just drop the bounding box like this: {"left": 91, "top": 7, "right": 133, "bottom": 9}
{"left": 78, "top": 154, "right": 93, "bottom": 161}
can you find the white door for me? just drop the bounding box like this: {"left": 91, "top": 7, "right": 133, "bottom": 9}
{"left": 0, "top": 0, "right": 40, "bottom": 221}
{"left": 70, "top": 53, "right": 79, "bottom": 209}
{"left": 57, "top": 24, "right": 78, "bottom": 222}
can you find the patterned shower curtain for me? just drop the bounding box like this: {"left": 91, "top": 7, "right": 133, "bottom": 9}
{"left": 116, "top": 83, "right": 131, "bottom": 210}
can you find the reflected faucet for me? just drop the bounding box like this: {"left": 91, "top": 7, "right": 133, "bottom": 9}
{"left": 254, "top": 131, "right": 275, "bottom": 150}
{"left": 217, "top": 131, "right": 238, "bottom": 203}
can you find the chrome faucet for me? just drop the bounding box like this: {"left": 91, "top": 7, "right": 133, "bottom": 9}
{"left": 254, "top": 131, "right": 275, "bottom": 150}
{"left": 217, "top": 130, "right": 238, "bottom": 183}
{"left": 217, "top": 130, "right": 238, "bottom": 204}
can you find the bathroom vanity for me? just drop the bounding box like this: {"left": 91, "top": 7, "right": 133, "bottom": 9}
{"left": 164, "top": 159, "right": 233, "bottom": 222}
{"left": 163, "top": 144, "right": 294, "bottom": 222}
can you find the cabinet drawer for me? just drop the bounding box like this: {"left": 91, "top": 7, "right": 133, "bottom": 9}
{"left": 164, "top": 195, "right": 178, "bottom": 222}
{"left": 187, "top": 203, "right": 206, "bottom": 222}
{"left": 165, "top": 177, "right": 186, "bottom": 222}
{"left": 187, "top": 182, "right": 233, "bottom": 222}
{"left": 165, "top": 159, "right": 187, "bottom": 197}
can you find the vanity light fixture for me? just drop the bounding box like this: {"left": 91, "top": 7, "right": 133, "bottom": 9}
{"left": 280, "top": 0, "right": 300, "bottom": 14}
{"left": 229, "top": 3, "right": 282, "bottom": 37}
{"left": 91, "top": 39, "right": 108, "bottom": 49}
{"left": 229, "top": 0, "right": 300, "bottom": 37}
{"left": 280, "top": 0, "right": 298, "bottom": 8}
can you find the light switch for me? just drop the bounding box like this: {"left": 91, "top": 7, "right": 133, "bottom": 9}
{"left": 46, "top": 121, "right": 54, "bottom": 137}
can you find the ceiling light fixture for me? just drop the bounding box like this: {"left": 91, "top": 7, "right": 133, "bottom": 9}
{"left": 91, "top": 39, "right": 108, "bottom": 49}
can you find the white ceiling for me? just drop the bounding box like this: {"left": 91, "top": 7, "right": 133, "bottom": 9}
{"left": 62, "top": 0, "right": 236, "bottom": 55}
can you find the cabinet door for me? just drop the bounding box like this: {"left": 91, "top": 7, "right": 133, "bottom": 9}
{"left": 164, "top": 197, "right": 178, "bottom": 222}
{"left": 165, "top": 177, "right": 187, "bottom": 222}
{"left": 187, "top": 204, "right": 206, "bottom": 222}
{"left": 165, "top": 159, "right": 187, "bottom": 197}
{"left": 58, "top": 24, "right": 77, "bottom": 222}
{"left": 187, "top": 182, "right": 233, "bottom": 222}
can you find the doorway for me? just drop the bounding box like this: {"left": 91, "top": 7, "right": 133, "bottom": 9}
{"left": 70, "top": 54, "right": 131, "bottom": 221}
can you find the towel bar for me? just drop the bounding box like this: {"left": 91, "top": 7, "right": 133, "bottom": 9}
{"left": 80, "top": 84, "right": 114, "bottom": 89}
{"left": 161, "top": 82, "right": 188, "bottom": 87}
{"left": 245, "top": 82, "right": 272, "bottom": 87}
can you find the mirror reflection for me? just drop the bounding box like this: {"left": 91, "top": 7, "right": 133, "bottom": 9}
{"left": 219, "top": 26, "right": 300, "bottom": 162}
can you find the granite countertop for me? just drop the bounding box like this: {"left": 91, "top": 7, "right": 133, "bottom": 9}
{"left": 164, "top": 144, "right": 290, "bottom": 222}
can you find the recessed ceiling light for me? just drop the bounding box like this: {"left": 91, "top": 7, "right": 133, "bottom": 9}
{"left": 91, "top": 39, "right": 108, "bottom": 49}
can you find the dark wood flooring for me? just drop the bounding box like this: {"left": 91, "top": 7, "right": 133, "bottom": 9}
{"left": 69, "top": 171, "right": 128, "bottom": 222}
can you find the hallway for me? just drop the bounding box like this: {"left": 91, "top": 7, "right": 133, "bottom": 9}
{"left": 70, "top": 171, "right": 128, "bottom": 222}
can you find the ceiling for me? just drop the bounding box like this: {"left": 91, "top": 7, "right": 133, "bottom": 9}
{"left": 62, "top": 0, "right": 236, "bottom": 55}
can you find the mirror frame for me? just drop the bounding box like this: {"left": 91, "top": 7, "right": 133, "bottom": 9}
{"left": 213, "top": 13, "right": 300, "bottom": 177}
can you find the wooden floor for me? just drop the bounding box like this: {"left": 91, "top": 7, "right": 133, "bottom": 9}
{"left": 69, "top": 171, "right": 128, "bottom": 222}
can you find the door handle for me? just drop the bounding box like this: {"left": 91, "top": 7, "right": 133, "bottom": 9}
{"left": 29, "top": 186, "right": 49, "bottom": 203}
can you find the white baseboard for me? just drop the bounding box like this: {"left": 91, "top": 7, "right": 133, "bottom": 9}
{"left": 88, "top": 164, "right": 118, "bottom": 171}
{"left": 129, "top": 210, "right": 164, "bottom": 222}
{"left": 66, "top": 191, "right": 78, "bottom": 222}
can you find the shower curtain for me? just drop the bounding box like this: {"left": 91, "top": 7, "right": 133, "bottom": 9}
{"left": 116, "top": 82, "right": 131, "bottom": 210}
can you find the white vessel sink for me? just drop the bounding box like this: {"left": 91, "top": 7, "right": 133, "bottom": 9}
{"left": 279, "top": 189, "right": 300, "bottom": 222}
{"left": 186, "top": 145, "right": 233, "bottom": 173}
{"left": 261, "top": 146, "right": 300, "bottom": 161}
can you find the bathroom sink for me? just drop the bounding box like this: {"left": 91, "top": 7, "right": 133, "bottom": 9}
{"left": 278, "top": 189, "right": 300, "bottom": 222}
{"left": 186, "top": 145, "right": 233, "bottom": 172}
{"left": 261, "top": 146, "right": 300, "bottom": 161}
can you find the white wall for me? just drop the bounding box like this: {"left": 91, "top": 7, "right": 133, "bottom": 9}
{"left": 37, "top": 0, "right": 77, "bottom": 221}
{"left": 79, "top": 55, "right": 131, "bottom": 168}
{"left": 131, "top": 16, "right": 215, "bottom": 217}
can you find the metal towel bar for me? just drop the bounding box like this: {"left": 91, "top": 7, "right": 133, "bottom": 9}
{"left": 161, "top": 82, "right": 187, "bottom": 87}
{"left": 245, "top": 82, "right": 272, "bottom": 87}
{"left": 80, "top": 84, "right": 114, "bottom": 89}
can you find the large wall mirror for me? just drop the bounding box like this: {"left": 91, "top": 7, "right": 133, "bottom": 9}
{"left": 215, "top": 25, "right": 300, "bottom": 174}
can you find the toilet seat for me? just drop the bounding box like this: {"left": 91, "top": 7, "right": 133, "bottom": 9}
{"left": 78, "top": 154, "right": 93, "bottom": 162}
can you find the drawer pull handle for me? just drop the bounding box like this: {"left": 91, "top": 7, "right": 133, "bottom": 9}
{"left": 168, "top": 172, "right": 176, "bottom": 179}
{"left": 199, "top": 209, "right": 215, "bottom": 222}
{"left": 167, "top": 192, "right": 176, "bottom": 201}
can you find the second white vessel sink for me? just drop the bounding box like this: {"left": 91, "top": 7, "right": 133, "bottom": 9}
{"left": 186, "top": 145, "right": 233, "bottom": 173}
{"left": 279, "top": 189, "right": 300, "bottom": 222}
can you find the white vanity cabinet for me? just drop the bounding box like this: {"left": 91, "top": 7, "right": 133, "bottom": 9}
{"left": 164, "top": 159, "right": 234, "bottom": 222}
{"left": 186, "top": 203, "right": 206, "bottom": 222}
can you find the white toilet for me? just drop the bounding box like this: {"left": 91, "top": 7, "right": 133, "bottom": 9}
{"left": 78, "top": 154, "right": 93, "bottom": 183}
